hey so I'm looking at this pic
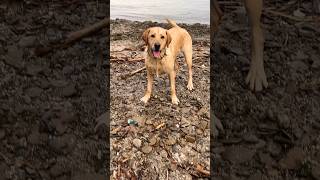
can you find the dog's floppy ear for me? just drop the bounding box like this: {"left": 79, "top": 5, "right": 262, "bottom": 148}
{"left": 142, "top": 28, "right": 150, "bottom": 44}
{"left": 166, "top": 31, "right": 172, "bottom": 48}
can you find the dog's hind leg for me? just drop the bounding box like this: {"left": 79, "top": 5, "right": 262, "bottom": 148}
{"left": 182, "top": 37, "right": 193, "bottom": 91}
{"left": 244, "top": 0, "right": 268, "bottom": 91}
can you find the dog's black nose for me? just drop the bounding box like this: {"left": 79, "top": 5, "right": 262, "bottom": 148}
{"left": 154, "top": 44, "right": 160, "bottom": 51}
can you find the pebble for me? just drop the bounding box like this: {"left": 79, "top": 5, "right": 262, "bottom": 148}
{"left": 146, "top": 119, "right": 153, "bottom": 125}
{"left": 149, "top": 136, "right": 157, "bottom": 146}
{"left": 19, "top": 36, "right": 36, "bottom": 47}
{"left": 165, "top": 136, "right": 176, "bottom": 146}
{"left": 62, "top": 84, "right": 77, "bottom": 97}
{"left": 141, "top": 145, "right": 152, "bottom": 154}
{"left": 243, "top": 134, "right": 259, "bottom": 143}
{"left": 26, "top": 64, "right": 43, "bottom": 76}
{"left": 293, "top": 9, "right": 305, "bottom": 17}
{"left": 160, "top": 150, "right": 168, "bottom": 158}
{"left": 312, "top": 164, "right": 320, "bottom": 180}
{"left": 132, "top": 138, "right": 142, "bottom": 148}
{"left": 279, "top": 147, "right": 305, "bottom": 169}
{"left": 25, "top": 87, "right": 43, "bottom": 98}
{"left": 0, "top": 129, "right": 5, "bottom": 140}
{"left": 4, "top": 45, "right": 23, "bottom": 69}
{"left": 223, "top": 146, "right": 256, "bottom": 164}
{"left": 248, "top": 172, "right": 263, "bottom": 180}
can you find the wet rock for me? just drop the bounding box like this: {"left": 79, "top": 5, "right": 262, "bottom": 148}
{"left": 38, "top": 79, "right": 50, "bottom": 89}
{"left": 132, "top": 138, "right": 142, "bottom": 148}
{"left": 165, "top": 136, "right": 177, "bottom": 146}
{"left": 259, "top": 152, "right": 275, "bottom": 166}
{"left": 149, "top": 136, "right": 157, "bottom": 146}
{"left": 82, "top": 87, "right": 99, "bottom": 98}
{"left": 62, "top": 66, "right": 74, "bottom": 74}
{"left": 277, "top": 113, "right": 291, "bottom": 129}
{"left": 4, "top": 45, "right": 23, "bottom": 69}
{"left": 279, "top": 147, "right": 305, "bottom": 169}
{"left": 289, "top": 61, "right": 308, "bottom": 72}
{"left": 312, "top": 164, "right": 320, "bottom": 180}
{"left": 50, "top": 79, "right": 68, "bottom": 87}
{"left": 222, "top": 146, "right": 256, "bottom": 164}
{"left": 311, "top": 54, "right": 320, "bottom": 68}
{"left": 267, "top": 141, "right": 282, "bottom": 157}
{"left": 51, "top": 111, "right": 77, "bottom": 134}
{"left": 243, "top": 134, "right": 259, "bottom": 143}
{"left": 26, "top": 64, "right": 43, "bottom": 76}
{"left": 160, "top": 150, "right": 168, "bottom": 158}
{"left": 25, "top": 87, "right": 43, "bottom": 98}
{"left": 50, "top": 163, "right": 68, "bottom": 177}
{"left": 293, "top": 9, "right": 306, "bottom": 17}
{"left": 61, "top": 84, "right": 77, "bottom": 97}
{"left": 248, "top": 171, "right": 262, "bottom": 180}
{"left": 141, "top": 145, "right": 152, "bottom": 154}
{"left": 51, "top": 118, "right": 68, "bottom": 134}
{"left": 0, "top": 129, "right": 5, "bottom": 140}
{"left": 28, "top": 131, "right": 48, "bottom": 145}
{"left": 229, "top": 47, "right": 244, "bottom": 55}
{"left": 49, "top": 134, "right": 77, "bottom": 154}
{"left": 19, "top": 36, "right": 36, "bottom": 47}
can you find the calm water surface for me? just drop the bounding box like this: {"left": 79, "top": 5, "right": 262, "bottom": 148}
{"left": 111, "top": 0, "right": 209, "bottom": 24}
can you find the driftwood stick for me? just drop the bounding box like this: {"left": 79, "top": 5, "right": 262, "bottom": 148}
{"left": 120, "top": 66, "right": 146, "bottom": 79}
{"left": 64, "top": 18, "right": 109, "bottom": 45}
{"left": 129, "top": 66, "right": 146, "bottom": 76}
{"left": 34, "top": 18, "right": 109, "bottom": 56}
{"left": 195, "top": 164, "right": 210, "bottom": 177}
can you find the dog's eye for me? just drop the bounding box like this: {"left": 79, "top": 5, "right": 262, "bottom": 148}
{"left": 151, "top": 35, "right": 155, "bottom": 38}
{"left": 161, "top": 36, "right": 165, "bottom": 39}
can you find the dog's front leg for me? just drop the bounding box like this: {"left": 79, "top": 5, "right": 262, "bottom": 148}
{"left": 244, "top": 0, "right": 268, "bottom": 91}
{"left": 168, "top": 71, "right": 180, "bottom": 105}
{"left": 141, "top": 69, "right": 154, "bottom": 103}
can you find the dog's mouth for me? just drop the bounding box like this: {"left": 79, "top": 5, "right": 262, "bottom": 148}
{"left": 152, "top": 50, "right": 161, "bottom": 58}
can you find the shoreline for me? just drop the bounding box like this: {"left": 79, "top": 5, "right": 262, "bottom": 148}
{"left": 110, "top": 18, "right": 210, "bottom": 26}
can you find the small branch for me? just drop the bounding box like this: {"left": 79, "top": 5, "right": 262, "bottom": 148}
{"left": 34, "top": 18, "right": 109, "bottom": 57}
{"left": 195, "top": 164, "right": 210, "bottom": 177}
{"left": 120, "top": 66, "right": 146, "bottom": 79}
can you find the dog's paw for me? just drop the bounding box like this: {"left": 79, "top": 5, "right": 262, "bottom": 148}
{"left": 171, "top": 96, "right": 180, "bottom": 105}
{"left": 246, "top": 64, "right": 268, "bottom": 91}
{"left": 187, "top": 82, "right": 194, "bottom": 91}
{"left": 140, "top": 95, "right": 150, "bottom": 104}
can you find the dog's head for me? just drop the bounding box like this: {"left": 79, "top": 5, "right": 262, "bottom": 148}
{"left": 142, "top": 27, "right": 171, "bottom": 59}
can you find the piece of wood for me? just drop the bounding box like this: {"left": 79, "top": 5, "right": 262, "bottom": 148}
{"left": 64, "top": 17, "right": 109, "bottom": 45}
{"left": 195, "top": 164, "right": 210, "bottom": 176}
{"left": 120, "top": 66, "right": 146, "bottom": 79}
{"left": 34, "top": 18, "right": 109, "bottom": 57}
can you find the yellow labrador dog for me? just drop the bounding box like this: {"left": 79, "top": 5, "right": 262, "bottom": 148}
{"left": 140, "top": 19, "right": 193, "bottom": 105}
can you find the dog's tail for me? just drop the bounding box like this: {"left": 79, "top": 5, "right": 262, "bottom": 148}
{"left": 166, "top": 19, "right": 179, "bottom": 28}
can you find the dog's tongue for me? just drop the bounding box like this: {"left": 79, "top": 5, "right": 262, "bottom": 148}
{"left": 153, "top": 51, "right": 161, "bottom": 58}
